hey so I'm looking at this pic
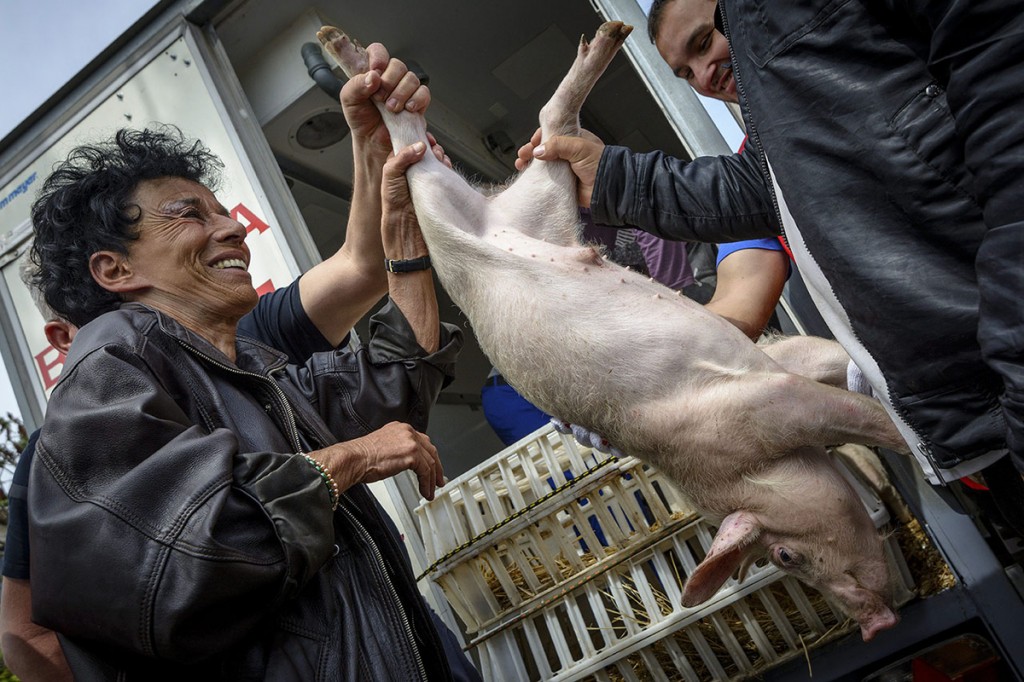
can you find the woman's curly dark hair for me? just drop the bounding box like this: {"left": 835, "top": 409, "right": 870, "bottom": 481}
{"left": 28, "top": 126, "right": 223, "bottom": 328}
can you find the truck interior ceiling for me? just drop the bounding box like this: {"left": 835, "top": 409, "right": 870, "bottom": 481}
{"left": 214, "top": 0, "right": 689, "bottom": 476}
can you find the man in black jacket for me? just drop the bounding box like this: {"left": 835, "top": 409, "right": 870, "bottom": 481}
{"left": 529, "top": 0, "right": 1024, "bottom": 489}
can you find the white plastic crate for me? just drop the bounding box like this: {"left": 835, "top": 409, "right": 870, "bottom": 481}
{"left": 417, "top": 425, "right": 695, "bottom": 631}
{"left": 416, "top": 424, "right": 914, "bottom": 681}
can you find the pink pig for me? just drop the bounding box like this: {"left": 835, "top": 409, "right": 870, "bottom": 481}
{"left": 319, "top": 22, "right": 910, "bottom": 642}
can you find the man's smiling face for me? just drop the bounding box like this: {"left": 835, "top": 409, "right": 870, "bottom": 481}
{"left": 654, "top": 0, "right": 738, "bottom": 103}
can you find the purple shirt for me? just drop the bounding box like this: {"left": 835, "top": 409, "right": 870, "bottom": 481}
{"left": 633, "top": 230, "right": 694, "bottom": 290}
{"left": 580, "top": 209, "right": 694, "bottom": 289}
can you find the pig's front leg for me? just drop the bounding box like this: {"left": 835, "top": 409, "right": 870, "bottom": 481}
{"left": 770, "top": 377, "right": 910, "bottom": 454}
{"left": 684, "top": 372, "right": 910, "bottom": 459}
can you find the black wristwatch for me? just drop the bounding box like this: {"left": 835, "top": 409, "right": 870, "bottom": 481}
{"left": 385, "top": 255, "right": 432, "bottom": 273}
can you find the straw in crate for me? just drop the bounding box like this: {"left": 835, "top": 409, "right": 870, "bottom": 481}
{"left": 416, "top": 425, "right": 698, "bottom": 634}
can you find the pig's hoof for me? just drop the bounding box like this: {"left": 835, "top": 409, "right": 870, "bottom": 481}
{"left": 597, "top": 21, "right": 634, "bottom": 44}
{"left": 317, "top": 25, "right": 368, "bottom": 76}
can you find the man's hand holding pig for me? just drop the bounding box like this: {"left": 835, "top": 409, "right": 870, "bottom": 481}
{"left": 309, "top": 422, "right": 445, "bottom": 501}
{"left": 516, "top": 128, "right": 606, "bottom": 208}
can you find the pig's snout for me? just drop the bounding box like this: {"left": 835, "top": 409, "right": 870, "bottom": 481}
{"left": 859, "top": 607, "right": 899, "bottom": 642}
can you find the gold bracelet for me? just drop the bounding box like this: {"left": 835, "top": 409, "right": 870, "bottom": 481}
{"left": 300, "top": 453, "right": 340, "bottom": 511}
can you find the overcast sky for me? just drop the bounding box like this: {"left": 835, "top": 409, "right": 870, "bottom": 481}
{"left": 0, "top": 0, "right": 159, "bottom": 141}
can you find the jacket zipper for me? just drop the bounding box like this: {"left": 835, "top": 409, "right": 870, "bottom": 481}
{"left": 177, "top": 337, "right": 429, "bottom": 678}
{"left": 338, "top": 502, "right": 428, "bottom": 682}
{"left": 717, "top": 5, "right": 785, "bottom": 242}
{"left": 176, "top": 340, "right": 303, "bottom": 451}
{"left": 717, "top": 4, "right": 932, "bottom": 463}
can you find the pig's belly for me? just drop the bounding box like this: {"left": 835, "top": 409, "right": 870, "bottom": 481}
{"left": 459, "top": 251, "right": 776, "bottom": 429}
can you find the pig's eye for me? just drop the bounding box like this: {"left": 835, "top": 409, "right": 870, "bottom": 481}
{"left": 773, "top": 546, "right": 802, "bottom": 568}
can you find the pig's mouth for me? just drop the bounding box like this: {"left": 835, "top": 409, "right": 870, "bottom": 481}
{"left": 829, "top": 576, "right": 900, "bottom": 642}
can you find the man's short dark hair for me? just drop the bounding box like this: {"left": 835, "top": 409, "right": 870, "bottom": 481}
{"left": 647, "top": 0, "right": 673, "bottom": 43}
{"left": 29, "top": 127, "right": 223, "bottom": 328}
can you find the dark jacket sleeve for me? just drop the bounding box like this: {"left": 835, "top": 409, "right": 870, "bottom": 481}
{"left": 290, "top": 299, "right": 463, "bottom": 440}
{"left": 28, "top": 343, "right": 336, "bottom": 664}
{"left": 885, "top": 0, "right": 1024, "bottom": 467}
{"left": 591, "top": 145, "right": 780, "bottom": 243}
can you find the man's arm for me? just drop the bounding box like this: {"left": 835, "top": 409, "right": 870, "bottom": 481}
{"left": 297, "top": 45, "right": 432, "bottom": 346}
{"left": 0, "top": 432, "right": 70, "bottom": 682}
{"left": 0, "top": 578, "right": 72, "bottom": 682}
{"left": 705, "top": 245, "right": 789, "bottom": 339}
{"left": 522, "top": 130, "right": 779, "bottom": 244}
{"left": 592, "top": 145, "right": 779, "bottom": 243}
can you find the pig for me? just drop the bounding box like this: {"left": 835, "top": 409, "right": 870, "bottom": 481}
{"left": 317, "top": 22, "right": 910, "bottom": 642}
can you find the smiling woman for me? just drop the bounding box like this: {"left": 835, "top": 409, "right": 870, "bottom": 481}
{"left": 21, "top": 122, "right": 471, "bottom": 681}
{"left": 29, "top": 128, "right": 223, "bottom": 329}
{"left": 88, "top": 176, "right": 260, "bottom": 359}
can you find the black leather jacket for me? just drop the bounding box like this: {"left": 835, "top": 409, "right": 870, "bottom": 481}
{"left": 29, "top": 301, "right": 463, "bottom": 681}
{"left": 593, "top": 0, "right": 1024, "bottom": 475}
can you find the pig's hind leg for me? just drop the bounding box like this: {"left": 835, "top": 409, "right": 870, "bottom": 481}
{"left": 317, "top": 28, "right": 428, "bottom": 152}
{"left": 317, "top": 27, "right": 490, "bottom": 237}
{"left": 538, "top": 22, "right": 633, "bottom": 141}
{"left": 488, "top": 22, "right": 633, "bottom": 247}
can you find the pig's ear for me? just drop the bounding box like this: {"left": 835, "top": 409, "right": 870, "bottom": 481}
{"left": 682, "top": 511, "right": 761, "bottom": 607}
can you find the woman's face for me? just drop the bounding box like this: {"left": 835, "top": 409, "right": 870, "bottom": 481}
{"left": 118, "top": 176, "right": 257, "bottom": 324}
{"left": 655, "top": 0, "right": 737, "bottom": 103}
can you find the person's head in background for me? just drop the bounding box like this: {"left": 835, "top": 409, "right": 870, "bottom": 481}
{"left": 648, "top": 0, "right": 738, "bottom": 104}
{"left": 20, "top": 260, "right": 78, "bottom": 356}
